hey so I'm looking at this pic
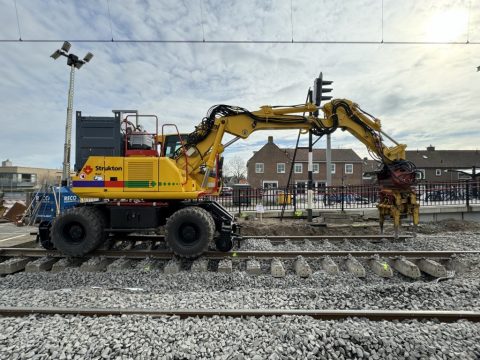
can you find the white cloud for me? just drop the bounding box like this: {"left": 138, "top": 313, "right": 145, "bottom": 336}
{"left": 0, "top": 0, "right": 479, "bottom": 171}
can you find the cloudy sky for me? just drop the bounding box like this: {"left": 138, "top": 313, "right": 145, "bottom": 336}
{"left": 0, "top": 0, "right": 479, "bottom": 171}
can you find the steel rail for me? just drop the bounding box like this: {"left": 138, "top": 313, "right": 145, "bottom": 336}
{"left": 255, "top": 235, "right": 410, "bottom": 243}
{"left": 0, "top": 247, "right": 478, "bottom": 260}
{"left": 117, "top": 234, "right": 411, "bottom": 243}
{"left": 0, "top": 307, "right": 478, "bottom": 322}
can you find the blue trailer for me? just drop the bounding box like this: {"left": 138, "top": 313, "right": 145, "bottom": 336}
{"left": 34, "top": 187, "right": 80, "bottom": 249}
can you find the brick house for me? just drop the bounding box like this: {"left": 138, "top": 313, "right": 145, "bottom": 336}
{"left": 246, "top": 136, "right": 364, "bottom": 189}
{"left": 406, "top": 146, "right": 480, "bottom": 182}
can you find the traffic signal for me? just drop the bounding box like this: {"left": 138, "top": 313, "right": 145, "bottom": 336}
{"left": 313, "top": 72, "right": 333, "bottom": 116}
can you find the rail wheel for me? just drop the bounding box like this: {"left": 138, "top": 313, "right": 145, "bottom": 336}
{"left": 51, "top": 207, "right": 106, "bottom": 256}
{"left": 165, "top": 206, "right": 215, "bottom": 258}
{"left": 38, "top": 221, "right": 54, "bottom": 250}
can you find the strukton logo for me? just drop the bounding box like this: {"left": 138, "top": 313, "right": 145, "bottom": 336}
{"left": 95, "top": 166, "right": 123, "bottom": 171}
{"left": 84, "top": 165, "right": 93, "bottom": 174}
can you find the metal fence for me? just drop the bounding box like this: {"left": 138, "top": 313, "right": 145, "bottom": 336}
{"left": 202, "top": 180, "right": 480, "bottom": 213}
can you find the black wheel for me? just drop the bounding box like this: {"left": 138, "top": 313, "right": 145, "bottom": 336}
{"left": 215, "top": 234, "right": 233, "bottom": 252}
{"left": 38, "top": 221, "right": 54, "bottom": 250}
{"left": 165, "top": 206, "right": 215, "bottom": 258}
{"left": 51, "top": 207, "right": 106, "bottom": 256}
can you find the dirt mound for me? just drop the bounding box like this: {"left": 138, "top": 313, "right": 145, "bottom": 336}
{"left": 238, "top": 218, "right": 380, "bottom": 236}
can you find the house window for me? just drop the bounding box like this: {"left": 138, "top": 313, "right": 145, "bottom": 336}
{"left": 277, "top": 163, "right": 285, "bottom": 174}
{"left": 294, "top": 163, "right": 303, "bottom": 173}
{"left": 255, "top": 163, "right": 264, "bottom": 174}
{"left": 313, "top": 163, "right": 319, "bottom": 173}
{"left": 345, "top": 164, "right": 353, "bottom": 174}
{"left": 330, "top": 163, "right": 336, "bottom": 174}
{"left": 435, "top": 169, "right": 442, "bottom": 176}
{"left": 416, "top": 169, "right": 425, "bottom": 180}
{"left": 263, "top": 181, "right": 278, "bottom": 189}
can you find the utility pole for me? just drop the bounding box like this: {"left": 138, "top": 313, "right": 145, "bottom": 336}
{"left": 326, "top": 134, "right": 332, "bottom": 186}
{"left": 311, "top": 72, "right": 333, "bottom": 221}
{"left": 50, "top": 42, "right": 93, "bottom": 187}
{"left": 307, "top": 129, "right": 313, "bottom": 222}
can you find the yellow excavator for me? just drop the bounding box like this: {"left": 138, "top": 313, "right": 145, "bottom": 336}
{"left": 40, "top": 75, "right": 419, "bottom": 258}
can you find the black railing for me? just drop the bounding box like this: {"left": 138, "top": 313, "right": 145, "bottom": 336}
{"left": 415, "top": 181, "right": 480, "bottom": 207}
{"left": 203, "top": 180, "right": 480, "bottom": 213}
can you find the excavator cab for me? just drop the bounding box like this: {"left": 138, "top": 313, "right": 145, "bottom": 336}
{"left": 161, "top": 134, "right": 185, "bottom": 158}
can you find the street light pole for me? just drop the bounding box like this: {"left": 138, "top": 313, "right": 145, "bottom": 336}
{"left": 63, "top": 64, "right": 75, "bottom": 187}
{"left": 50, "top": 42, "right": 93, "bottom": 187}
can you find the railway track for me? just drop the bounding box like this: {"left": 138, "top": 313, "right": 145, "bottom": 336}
{"left": 116, "top": 234, "right": 411, "bottom": 243}
{"left": 0, "top": 247, "right": 476, "bottom": 260}
{"left": 0, "top": 247, "right": 477, "bottom": 279}
{"left": 0, "top": 306, "right": 478, "bottom": 322}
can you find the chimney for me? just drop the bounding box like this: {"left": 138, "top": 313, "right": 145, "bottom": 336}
{"left": 267, "top": 136, "right": 274, "bottom": 144}
{"left": 427, "top": 145, "right": 435, "bottom": 151}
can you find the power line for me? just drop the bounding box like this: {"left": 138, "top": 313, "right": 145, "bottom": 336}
{"left": 13, "top": 0, "right": 22, "bottom": 40}
{"left": 290, "top": 0, "right": 294, "bottom": 42}
{"left": 106, "top": 0, "right": 114, "bottom": 41}
{"left": 0, "top": 39, "right": 478, "bottom": 45}
{"left": 4, "top": 0, "right": 478, "bottom": 46}
{"left": 467, "top": 0, "right": 472, "bottom": 43}
{"left": 381, "top": 0, "right": 384, "bottom": 43}
{"left": 199, "top": 0, "right": 206, "bottom": 42}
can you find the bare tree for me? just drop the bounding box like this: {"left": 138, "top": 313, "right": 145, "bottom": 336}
{"left": 223, "top": 155, "right": 247, "bottom": 184}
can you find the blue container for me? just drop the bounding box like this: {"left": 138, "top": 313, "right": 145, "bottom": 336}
{"left": 32, "top": 187, "right": 80, "bottom": 222}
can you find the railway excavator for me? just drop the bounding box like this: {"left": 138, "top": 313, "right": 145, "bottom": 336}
{"left": 39, "top": 74, "right": 419, "bottom": 258}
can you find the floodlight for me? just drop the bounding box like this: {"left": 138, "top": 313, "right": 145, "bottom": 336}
{"left": 50, "top": 49, "right": 62, "bottom": 60}
{"left": 83, "top": 52, "right": 93, "bottom": 63}
{"left": 61, "top": 41, "right": 71, "bottom": 52}
{"left": 50, "top": 41, "right": 93, "bottom": 187}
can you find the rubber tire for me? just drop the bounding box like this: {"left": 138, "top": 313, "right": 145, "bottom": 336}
{"left": 165, "top": 206, "right": 215, "bottom": 258}
{"left": 51, "top": 207, "right": 106, "bottom": 257}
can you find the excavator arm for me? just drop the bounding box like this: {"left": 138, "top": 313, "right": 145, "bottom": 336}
{"left": 177, "top": 98, "right": 419, "bottom": 235}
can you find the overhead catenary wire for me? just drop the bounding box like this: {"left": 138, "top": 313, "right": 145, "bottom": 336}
{"left": 12, "top": 0, "right": 22, "bottom": 41}
{"left": 4, "top": 0, "right": 478, "bottom": 45}
{"left": 0, "top": 39, "right": 479, "bottom": 45}
{"left": 467, "top": 0, "right": 472, "bottom": 43}
{"left": 199, "top": 0, "right": 206, "bottom": 42}
{"left": 290, "top": 0, "right": 294, "bottom": 42}
{"left": 381, "top": 0, "right": 384, "bottom": 43}
{"left": 106, "top": 0, "right": 114, "bottom": 41}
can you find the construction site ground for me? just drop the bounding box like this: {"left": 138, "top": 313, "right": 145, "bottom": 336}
{"left": 237, "top": 218, "right": 480, "bottom": 237}
{"left": 0, "top": 223, "right": 36, "bottom": 247}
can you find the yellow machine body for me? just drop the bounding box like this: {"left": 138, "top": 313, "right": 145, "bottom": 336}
{"left": 72, "top": 156, "right": 217, "bottom": 199}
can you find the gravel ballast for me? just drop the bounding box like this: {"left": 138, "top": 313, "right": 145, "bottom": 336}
{"left": 0, "top": 315, "right": 478, "bottom": 359}
{"left": 0, "top": 270, "right": 479, "bottom": 311}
